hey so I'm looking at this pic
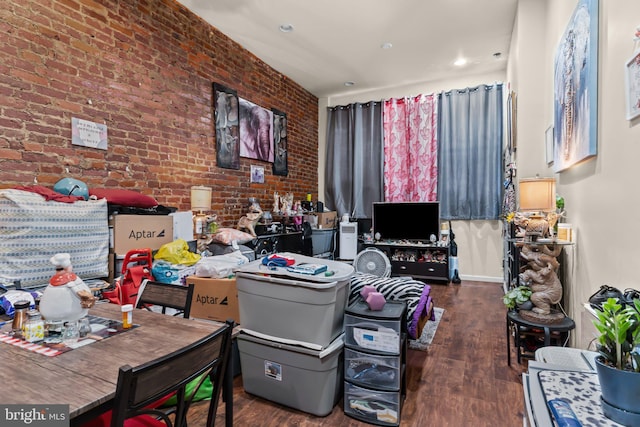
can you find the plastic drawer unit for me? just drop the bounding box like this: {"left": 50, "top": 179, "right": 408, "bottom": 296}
{"left": 344, "top": 381, "right": 402, "bottom": 426}
{"left": 343, "top": 300, "right": 407, "bottom": 426}
{"left": 344, "top": 346, "right": 402, "bottom": 391}
{"left": 344, "top": 301, "right": 406, "bottom": 355}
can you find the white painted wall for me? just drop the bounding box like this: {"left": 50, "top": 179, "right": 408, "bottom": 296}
{"left": 510, "top": 0, "right": 640, "bottom": 347}
{"left": 318, "top": 0, "right": 640, "bottom": 348}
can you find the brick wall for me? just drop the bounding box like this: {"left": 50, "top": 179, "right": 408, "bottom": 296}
{"left": 0, "top": 0, "right": 318, "bottom": 226}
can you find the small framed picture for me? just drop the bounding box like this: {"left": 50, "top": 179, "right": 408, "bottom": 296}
{"left": 250, "top": 165, "right": 264, "bottom": 183}
{"left": 545, "top": 125, "right": 554, "bottom": 166}
{"left": 625, "top": 50, "right": 640, "bottom": 120}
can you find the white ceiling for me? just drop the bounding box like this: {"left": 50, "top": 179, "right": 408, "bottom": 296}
{"left": 177, "top": 0, "right": 518, "bottom": 98}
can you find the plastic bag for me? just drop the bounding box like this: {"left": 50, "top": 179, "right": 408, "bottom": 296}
{"left": 151, "top": 260, "right": 196, "bottom": 285}
{"left": 0, "top": 290, "right": 40, "bottom": 317}
{"left": 154, "top": 239, "right": 201, "bottom": 266}
{"left": 195, "top": 251, "right": 249, "bottom": 278}
{"left": 162, "top": 374, "right": 212, "bottom": 406}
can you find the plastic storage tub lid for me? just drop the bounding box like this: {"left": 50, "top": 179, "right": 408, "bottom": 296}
{"left": 234, "top": 252, "right": 354, "bottom": 283}
{"left": 238, "top": 330, "right": 344, "bottom": 358}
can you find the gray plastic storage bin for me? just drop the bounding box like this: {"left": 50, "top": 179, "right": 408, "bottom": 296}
{"left": 235, "top": 253, "right": 354, "bottom": 349}
{"left": 237, "top": 332, "right": 344, "bottom": 417}
{"left": 311, "top": 228, "right": 335, "bottom": 256}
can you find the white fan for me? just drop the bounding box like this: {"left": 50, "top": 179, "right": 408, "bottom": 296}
{"left": 353, "top": 247, "right": 391, "bottom": 278}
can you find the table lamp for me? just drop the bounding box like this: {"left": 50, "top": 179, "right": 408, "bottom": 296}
{"left": 190, "top": 186, "right": 212, "bottom": 236}
{"left": 519, "top": 177, "right": 556, "bottom": 241}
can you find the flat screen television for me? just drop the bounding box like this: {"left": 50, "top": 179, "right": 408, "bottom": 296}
{"left": 372, "top": 202, "right": 440, "bottom": 243}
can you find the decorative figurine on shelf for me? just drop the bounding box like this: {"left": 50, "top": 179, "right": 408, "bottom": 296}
{"left": 273, "top": 192, "right": 281, "bottom": 214}
{"left": 282, "top": 192, "right": 294, "bottom": 216}
{"left": 512, "top": 211, "right": 564, "bottom": 241}
{"left": 237, "top": 199, "right": 263, "bottom": 237}
{"left": 39, "top": 253, "right": 97, "bottom": 322}
{"left": 518, "top": 244, "right": 564, "bottom": 323}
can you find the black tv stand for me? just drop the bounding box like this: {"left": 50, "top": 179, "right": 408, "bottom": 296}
{"left": 364, "top": 241, "right": 450, "bottom": 283}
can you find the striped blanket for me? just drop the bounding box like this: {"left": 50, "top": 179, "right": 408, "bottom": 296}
{"left": 349, "top": 273, "right": 435, "bottom": 339}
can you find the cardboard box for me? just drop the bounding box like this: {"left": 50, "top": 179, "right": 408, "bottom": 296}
{"left": 186, "top": 276, "right": 240, "bottom": 324}
{"left": 110, "top": 214, "right": 174, "bottom": 254}
{"left": 170, "top": 211, "right": 194, "bottom": 241}
{"left": 316, "top": 211, "right": 337, "bottom": 229}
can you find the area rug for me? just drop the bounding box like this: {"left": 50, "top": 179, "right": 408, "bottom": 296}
{"left": 409, "top": 307, "right": 444, "bottom": 351}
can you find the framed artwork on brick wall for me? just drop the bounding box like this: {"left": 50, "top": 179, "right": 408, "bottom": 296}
{"left": 272, "top": 108, "right": 288, "bottom": 176}
{"left": 239, "top": 98, "right": 274, "bottom": 162}
{"left": 213, "top": 83, "right": 240, "bottom": 170}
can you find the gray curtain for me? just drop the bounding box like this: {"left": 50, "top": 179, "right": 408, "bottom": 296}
{"left": 325, "top": 102, "right": 384, "bottom": 219}
{"left": 438, "top": 84, "right": 503, "bottom": 220}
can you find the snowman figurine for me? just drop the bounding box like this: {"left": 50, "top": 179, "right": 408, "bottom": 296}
{"left": 39, "top": 253, "right": 97, "bottom": 322}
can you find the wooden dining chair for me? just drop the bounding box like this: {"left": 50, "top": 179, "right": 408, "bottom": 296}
{"left": 109, "top": 319, "right": 234, "bottom": 427}
{"left": 136, "top": 280, "right": 194, "bottom": 318}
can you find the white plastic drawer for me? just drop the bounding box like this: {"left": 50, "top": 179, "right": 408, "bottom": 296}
{"left": 344, "top": 347, "right": 401, "bottom": 391}
{"left": 344, "top": 313, "right": 401, "bottom": 354}
{"left": 344, "top": 381, "right": 402, "bottom": 426}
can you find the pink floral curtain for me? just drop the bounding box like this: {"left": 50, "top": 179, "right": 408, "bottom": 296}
{"left": 383, "top": 93, "right": 438, "bottom": 202}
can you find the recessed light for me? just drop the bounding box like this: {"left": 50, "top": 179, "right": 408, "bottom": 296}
{"left": 344, "top": 81, "right": 355, "bottom": 87}
{"left": 279, "top": 24, "right": 294, "bottom": 33}
{"left": 454, "top": 58, "right": 467, "bottom": 67}
{"left": 381, "top": 42, "right": 393, "bottom": 49}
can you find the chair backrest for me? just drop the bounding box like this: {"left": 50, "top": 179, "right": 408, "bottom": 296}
{"left": 110, "top": 319, "right": 234, "bottom": 427}
{"left": 136, "top": 279, "right": 194, "bottom": 318}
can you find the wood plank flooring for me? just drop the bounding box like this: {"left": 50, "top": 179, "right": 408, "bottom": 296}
{"left": 189, "top": 280, "right": 528, "bottom": 426}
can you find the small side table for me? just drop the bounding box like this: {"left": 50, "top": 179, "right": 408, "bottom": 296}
{"left": 506, "top": 310, "right": 575, "bottom": 365}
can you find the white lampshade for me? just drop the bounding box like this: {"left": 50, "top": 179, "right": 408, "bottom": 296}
{"left": 519, "top": 178, "right": 556, "bottom": 212}
{"left": 190, "top": 186, "right": 212, "bottom": 212}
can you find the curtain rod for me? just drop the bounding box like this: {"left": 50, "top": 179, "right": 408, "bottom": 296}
{"left": 328, "top": 81, "right": 503, "bottom": 108}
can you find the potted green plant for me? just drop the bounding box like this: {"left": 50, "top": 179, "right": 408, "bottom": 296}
{"left": 592, "top": 297, "right": 640, "bottom": 425}
{"left": 502, "top": 286, "right": 532, "bottom": 310}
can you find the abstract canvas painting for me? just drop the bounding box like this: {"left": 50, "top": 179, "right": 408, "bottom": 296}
{"left": 553, "top": 0, "right": 598, "bottom": 172}
{"left": 239, "top": 98, "right": 274, "bottom": 162}
{"left": 272, "top": 108, "right": 288, "bottom": 176}
{"left": 213, "top": 83, "right": 240, "bottom": 169}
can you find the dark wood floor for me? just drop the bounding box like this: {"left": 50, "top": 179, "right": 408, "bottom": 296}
{"left": 190, "top": 280, "right": 528, "bottom": 426}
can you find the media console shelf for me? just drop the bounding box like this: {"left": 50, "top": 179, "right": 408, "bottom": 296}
{"left": 364, "top": 241, "right": 450, "bottom": 283}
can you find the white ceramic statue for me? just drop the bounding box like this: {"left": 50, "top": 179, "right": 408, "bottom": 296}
{"left": 39, "top": 253, "right": 97, "bottom": 322}
{"left": 273, "top": 192, "right": 280, "bottom": 214}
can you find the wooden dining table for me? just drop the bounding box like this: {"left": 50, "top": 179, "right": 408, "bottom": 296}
{"left": 0, "top": 302, "right": 236, "bottom": 427}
